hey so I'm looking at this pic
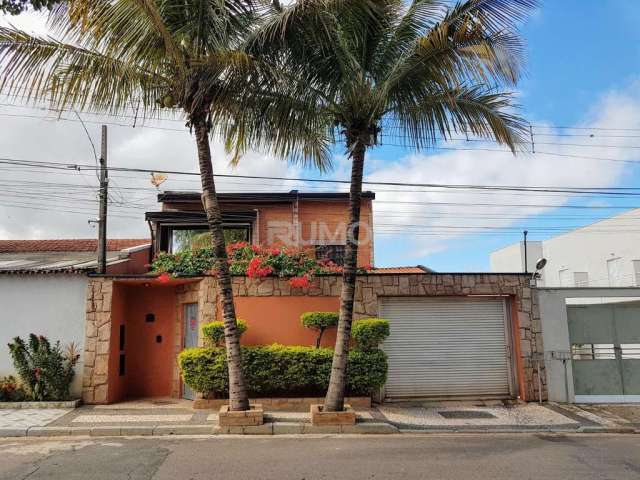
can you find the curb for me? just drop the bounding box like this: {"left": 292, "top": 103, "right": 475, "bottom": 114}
{"left": 1, "top": 423, "right": 636, "bottom": 438}
{"left": 0, "top": 422, "right": 399, "bottom": 438}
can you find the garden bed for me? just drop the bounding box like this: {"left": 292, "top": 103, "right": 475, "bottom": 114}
{"left": 0, "top": 399, "right": 81, "bottom": 409}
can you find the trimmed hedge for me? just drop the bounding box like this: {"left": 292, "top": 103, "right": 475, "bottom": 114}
{"left": 351, "top": 318, "right": 390, "bottom": 350}
{"left": 201, "top": 320, "right": 248, "bottom": 346}
{"left": 300, "top": 311, "right": 339, "bottom": 348}
{"left": 178, "top": 344, "right": 387, "bottom": 397}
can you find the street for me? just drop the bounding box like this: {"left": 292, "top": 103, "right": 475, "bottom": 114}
{"left": 1, "top": 434, "right": 639, "bottom": 480}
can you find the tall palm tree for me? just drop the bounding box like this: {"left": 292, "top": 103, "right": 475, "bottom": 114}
{"left": 0, "top": 0, "right": 329, "bottom": 411}
{"left": 242, "top": 0, "right": 535, "bottom": 411}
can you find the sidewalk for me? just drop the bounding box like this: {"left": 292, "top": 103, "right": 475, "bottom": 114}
{"left": 0, "top": 399, "right": 638, "bottom": 437}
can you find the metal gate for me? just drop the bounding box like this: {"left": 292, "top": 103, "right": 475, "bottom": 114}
{"left": 568, "top": 302, "right": 640, "bottom": 402}
{"left": 182, "top": 303, "right": 199, "bottom": 400}
{"left": 379, "top": 297, "right": 514, "bottom": 399}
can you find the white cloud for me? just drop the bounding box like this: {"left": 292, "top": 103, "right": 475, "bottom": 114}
{"left": 366, "top": 82, "right": 640, "bottom": 262}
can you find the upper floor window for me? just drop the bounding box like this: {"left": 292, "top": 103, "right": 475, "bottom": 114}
{"left": 169, "top": 225, "right": 251, "bottom": 253}
{"left": 315, "top": 244, "right": 345, "bottom": 266}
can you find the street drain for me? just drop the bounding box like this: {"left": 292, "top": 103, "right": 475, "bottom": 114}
{"left": 438, "top": 410, "right": 496, "bottom": 419}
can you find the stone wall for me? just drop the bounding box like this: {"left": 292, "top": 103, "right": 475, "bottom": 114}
{"left": 82, "top": 278, "right": 113, "bottom": 404}
{"left": 83, "top": 273, "right": 545, "bottom": 403}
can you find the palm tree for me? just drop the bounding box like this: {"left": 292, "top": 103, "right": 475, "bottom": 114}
{"left": 242, "top": 0, "right": 535, "bottom": 411}
{"left": 0, "top": 0, "right": 331, "bottom": 411}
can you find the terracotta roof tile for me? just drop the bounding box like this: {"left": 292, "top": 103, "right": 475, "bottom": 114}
{"left": 369, "top": 266, "right": 431, "bottom": 274}
{"left": 0, "top": 239, "right": 150, "bottom": 253}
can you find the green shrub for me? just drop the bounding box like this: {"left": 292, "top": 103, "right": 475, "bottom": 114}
{"left": 351, "top": 318, "right": 390, "bottom": 350}
{"left": 0, "top": 375, "right": 26, "bottom": 402}
{"left": 152, "top": 248, "right": 216, "bottom": 276}
{"left": 201, "top": 320, "right": 248, "bottom": 346}
{"left": 178, "top": 344, "right": 387, "bottom": 397}
{"left": 301, "top": 311, "right": 339, "bottom": 348}
{"left": 7, "top": 335, "right": 80, "bottom": 401}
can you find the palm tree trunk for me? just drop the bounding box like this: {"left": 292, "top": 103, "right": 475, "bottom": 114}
{"left": 323, "top": 141, "right": 366, "bottom": 412}
{"left": 194, "top": 118, "right": 250, "bottom": 412}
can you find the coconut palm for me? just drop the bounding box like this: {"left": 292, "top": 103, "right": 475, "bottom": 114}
{"left": 241, "top": 0, "right": 535, "bottom": 411}
{"left": 0, "top": 0, "right": 330, "bottom": 411}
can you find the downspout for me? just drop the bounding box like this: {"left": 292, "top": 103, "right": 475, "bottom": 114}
{"left": 293, "top": 191, "right": 300, "bottom": 248}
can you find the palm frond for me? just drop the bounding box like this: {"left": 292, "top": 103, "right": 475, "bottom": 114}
{"left": 0, "top": 26, "right": 166, "bottom": 115}
{"left": 390, "top": 85, "right": 528, "bottom": 152}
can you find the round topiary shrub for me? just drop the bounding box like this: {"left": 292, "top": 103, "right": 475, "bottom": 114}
{"left": 301, "top": 311, "right": 339, "bottom": 348}
{"left": 202, "top": 319, "right": 248, "bottom": 346}
{"left": 351, "top": 318, "right": 390, "bottom": 350}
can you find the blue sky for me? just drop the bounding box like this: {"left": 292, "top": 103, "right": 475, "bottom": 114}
{"left": 1, "top": 2, "right": 640, "bottom": 273}
{"left": 368, "top": 0, "right": 640, "bottom": 271}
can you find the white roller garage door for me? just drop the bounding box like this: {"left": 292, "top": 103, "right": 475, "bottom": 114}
{"left": 379, "top": 297, "right": 513, "bottom": 399}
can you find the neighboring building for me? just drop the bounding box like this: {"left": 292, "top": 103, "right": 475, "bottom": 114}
{"left": 146, "top": 190, "right": 376, "bottom": 267}
{"left": 0, "top": 239, "right": 150, "bottom": 397}
{"left": 490, "top": 209, "right": 640, "bottom": 287}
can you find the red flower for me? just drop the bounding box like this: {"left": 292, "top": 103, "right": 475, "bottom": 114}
{"left": 33, "top": 367, "right": 42, "bottom": 380}
{"left": 157, "top": 272, "right": 171, "bottom": 284}
{"left": 246, "top": 257, "right": 273, "bottom": 278}
{"left": 289, "top": 274, "right": 310, "bottom": 289}
{"left": 268, "top": 247, "right": 281, "bottom": 256}
{"left": 251, "top": 245, "right": 262, "bottom": 254}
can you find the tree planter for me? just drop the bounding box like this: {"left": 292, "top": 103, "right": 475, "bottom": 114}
{"left": 218, "top": 404, "right": 264, "bottom": 426}
{"left": 310, "top": 404, "right": 356, "bottom": 426}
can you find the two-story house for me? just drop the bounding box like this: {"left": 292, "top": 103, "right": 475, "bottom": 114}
{"left": 145, "top": 190, "right": 376, "bottom": 267}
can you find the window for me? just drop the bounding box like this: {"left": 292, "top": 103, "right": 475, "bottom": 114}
{"left": 607, "top": 257, "right": 623, "bottom": 286}
{"left": 571, "top": 343, "right": 616, "bottom": 360}
{"left": 621, "top": 344, "right": 640, "bottom": 359}
{"left": 169, "top": 225, "right": 251, "bottom": 253}
{"left": 315, "top": 245, "right": 346, "bottom": 266}
{"left": 558, "top": 269, "right": 572, "bottom": 287}
{"left": 573, "top": 272, "right": 589, "bottom": 287}
{"left": 633, "top": 260, "right": 640, "bottom": 287}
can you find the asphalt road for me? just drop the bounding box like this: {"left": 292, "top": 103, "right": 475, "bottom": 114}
{"left": 1, "top": 434, "right": 639, "bottom": 480}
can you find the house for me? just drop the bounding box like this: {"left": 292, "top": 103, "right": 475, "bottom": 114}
{"left": 0, "top": 239, "right": 150, "bottom": 397}
{"left": 490, "top": 208, "right": 640, "bottom": 287}
{"left": 145, "top": 190, "right": 376, "bottom": 267}
{"left": 79, "top": 190, "right": 543, "bottom": 405}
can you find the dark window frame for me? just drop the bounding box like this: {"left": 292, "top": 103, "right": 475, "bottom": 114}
{"left": 159, "top": 223, "right": 253, "bottom": 253}
{"left": 315, "top": 244, "right": 346, "bottom": 266}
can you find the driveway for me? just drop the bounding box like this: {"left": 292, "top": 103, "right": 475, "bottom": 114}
{"left": 1, "top": 434, "right": 639, "bottom": 479}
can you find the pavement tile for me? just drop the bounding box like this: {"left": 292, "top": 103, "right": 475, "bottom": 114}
{"left": 272, "top": 422, "right": 305, "bottom": 434}
{"left": 153, "top": 425, "right": 212, "bottom": 435}
{"left": 0, "top": 428, "right": 27, "bottom": 437}
{"left": 72, "top": 414, "right": 193, "bottom": 423}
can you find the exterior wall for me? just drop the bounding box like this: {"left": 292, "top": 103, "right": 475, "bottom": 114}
{"left": 538, "top": 287, "right": 640, "bottom": 403}
{"left": 225, "top": 296, "right": 340, "bottom": 347}
{"left": 105, "top": 246, "right": 151, "bottom": 275}
{"left": 84, "top": 273, "right": 543, "bottom": 403}
{"left": 491, "top": 241, "right": 543, "bottom": 274}
{"left": 0, "top": 274, "right": 88, "bottom": 398}
{"left": 491, "top": 209, "right": 640, "bottom": 287}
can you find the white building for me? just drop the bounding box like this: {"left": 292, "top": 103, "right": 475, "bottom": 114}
{"left": 490, "top": 209, "right": 640, "bottom": 287}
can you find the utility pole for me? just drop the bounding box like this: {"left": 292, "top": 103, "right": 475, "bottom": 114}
{"left": 523, "top": 229, "right": 528, "bottom": 274}
{"left": 97, "top": 125, "right": 108, "bottom": 274}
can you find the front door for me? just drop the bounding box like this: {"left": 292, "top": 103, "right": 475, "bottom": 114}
{"left": 182, "top": 303, "right": 199, "bottom": 400}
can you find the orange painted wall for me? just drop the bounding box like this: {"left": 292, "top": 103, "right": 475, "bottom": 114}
{"left": 108, "top": 284, "right": 177, "bottom": 400}
{"left": 106, "top": 247, "right": 151, "bottom": 275}
{"left": 219, "top": 296, "right": 341, "bottom": 348}
{"left": 108, "top": 284, "right": 128, "bottom": 403}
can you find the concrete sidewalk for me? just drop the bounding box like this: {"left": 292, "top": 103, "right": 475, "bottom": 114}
{"left": 0, "top": 400, "right": 637, "bottom": 437}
